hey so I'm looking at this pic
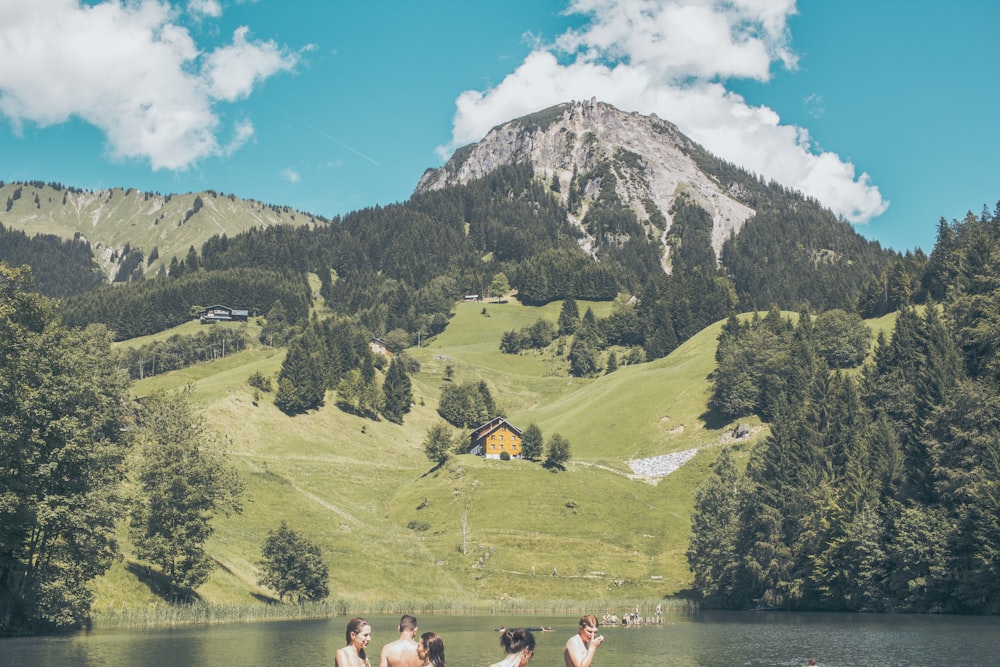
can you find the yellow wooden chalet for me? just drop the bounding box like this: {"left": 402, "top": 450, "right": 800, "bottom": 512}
{"left": 469, "top": 416, "right": 523, "bottom": 459}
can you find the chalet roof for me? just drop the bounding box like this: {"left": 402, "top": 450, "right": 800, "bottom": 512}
{"left": 471, "top": 416, "right": 522, "bottom": 440}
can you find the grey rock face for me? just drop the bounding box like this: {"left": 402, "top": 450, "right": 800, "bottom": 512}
{"left": 416, "top": 99, "right": 755, "bottom": 270}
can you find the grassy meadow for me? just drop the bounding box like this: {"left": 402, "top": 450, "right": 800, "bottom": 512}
{"left": 94, "top": 299, "right": 881, "bottom": 622}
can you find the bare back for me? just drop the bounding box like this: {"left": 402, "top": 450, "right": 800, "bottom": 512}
{"left": 379, "top": 638, "right": 422, "bottom": 667}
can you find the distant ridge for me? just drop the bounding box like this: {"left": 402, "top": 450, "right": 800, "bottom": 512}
{"left": 0, "top": 181, "right": 321, "bottom": 281}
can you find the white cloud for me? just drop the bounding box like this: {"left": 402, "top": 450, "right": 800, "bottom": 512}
{"left": 187, "top": 0, "right": 221, "bottom": 18}
{"left": 0, "top": 0, "right": 298, "bottom": 170}
{"left": 440, "top": 0, "right": 887, "bottom": 223}
{"left": 204, "top": 27, "right": 296, "bottom": 102}
{"left": 281, "top": 167, "right": 300, "bottom": 183}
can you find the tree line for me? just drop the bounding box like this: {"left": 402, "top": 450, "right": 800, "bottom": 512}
{"left": 58, "top": 268, "right": 310, "bottom": 340}
{"left": 0, "top": 223, "right": 104, "bottom": 297}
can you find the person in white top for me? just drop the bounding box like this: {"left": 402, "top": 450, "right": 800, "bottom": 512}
{"left": 563, "top": 615, "right": 604, "bottom": 667}
{"left": 489, "top": 627, "right": 535, "bottom": 667}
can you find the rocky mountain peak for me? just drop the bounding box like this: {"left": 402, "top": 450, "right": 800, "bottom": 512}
{"left": 416, "top": 99, "right": 755, "bottom": 269}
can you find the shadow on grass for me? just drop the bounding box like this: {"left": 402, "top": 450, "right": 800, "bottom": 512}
{"left": 419, "top": 461, "right": 447, "bottom": 478}
{"left": 698, "top": 404, "right": 734, "bottom": 431}
{"left": 335, "top": 400, "right": 380, "bottom": 421}
{"left": 125, "top": 561, "right": 201, "bottom": 603}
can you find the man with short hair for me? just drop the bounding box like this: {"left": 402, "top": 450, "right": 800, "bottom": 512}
{"left": 379, "top": 614, "right": 422, "bottom": 667}
{"left": 564, "top": 614, "right": 604, "bottom": 667}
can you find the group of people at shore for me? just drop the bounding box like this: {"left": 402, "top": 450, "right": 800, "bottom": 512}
{"left": 334, "top": 613, "right": 606, "bottom": 667}
{"left": 602, "top": 603, "right": 663, "bottom": 626}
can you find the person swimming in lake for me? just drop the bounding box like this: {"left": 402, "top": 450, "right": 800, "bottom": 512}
{"left": 416, "top": 631, "right": 445, "bottom": 667}
{"left": 337, "top": 617, "right": 373, "bottom": 667}
{"left": 489, "top": 627, "right": 535, "bottom": 667}
{"left": 380, "top": 614, "right": 422, "bottom": 667}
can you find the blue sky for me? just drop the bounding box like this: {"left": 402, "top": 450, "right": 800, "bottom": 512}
{"left": 1, "top": 1, "right": 998, "bottom": 253}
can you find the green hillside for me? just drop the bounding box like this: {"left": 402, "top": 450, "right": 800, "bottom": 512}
{"left": 0, "top": 181, "right": 317, "bottom": 279}
{"left": 92, "top": 300, "right": 780, "bottom": 611}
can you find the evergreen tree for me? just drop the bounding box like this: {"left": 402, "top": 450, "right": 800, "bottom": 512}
{"left": 568, "top": 336, "right": 599, "bottom": 377}
{"left": 687, "top": 449, "right": 747, "bottom": 605}
{"left": 605, "top": 351, "right": 619, "bottom": 373}
{"left": 924, "top": 380, "right": 1000, "bottom": 612}
{"left": 381, "top": 356, "right": 413, "bottom": 423}
{"left": 275, "top": 328, "right": 326, "bottom": 414}
{"left": 558, "top": 297, "right": 580, "bottom": 335}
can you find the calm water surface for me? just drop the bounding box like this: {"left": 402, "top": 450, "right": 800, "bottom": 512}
{"left": 2, "top": 611, "right": 999, "bottom": 666}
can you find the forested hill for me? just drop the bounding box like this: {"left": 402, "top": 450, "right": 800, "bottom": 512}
{"left": 688, "top": 206, "right": 1000, "bottom": 614}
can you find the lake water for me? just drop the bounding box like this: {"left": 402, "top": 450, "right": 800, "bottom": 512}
{"left": 2, "top": 611, "right": 999, "bottom": 666}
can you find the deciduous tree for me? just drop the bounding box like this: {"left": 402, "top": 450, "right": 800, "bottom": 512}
{"left": 544, "top": 433, "right": 571, "bottom": 470}
{"left": 129, "top": 388, "right": 244, "bottom": 597}
{"left": 423, "top": 422, "right": 457, "bottom": 467}
{"left": 520, "top": 423, "right": 544, "bottom": 461}
{"left": 257, "top": 521, "right": 330, "bottom": 602}
{"left": 0, "top": 264, "right": 133, "bottom": 634}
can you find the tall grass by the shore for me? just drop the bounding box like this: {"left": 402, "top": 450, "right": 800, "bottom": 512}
{"left": 92, "top": 598, "right": 697, "bottom": 629}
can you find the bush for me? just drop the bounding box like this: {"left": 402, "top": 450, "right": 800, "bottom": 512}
{"left": 248, "top": 371, "right": 272, "bottom": 392}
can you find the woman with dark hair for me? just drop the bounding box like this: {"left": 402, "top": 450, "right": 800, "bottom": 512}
{"left": 417, "top": 631, "right": 446, "bottom": 667}
{"left": 336, "top": 617, "right": 372, "bottom": 667}
{"left": 489, "top": 627, "right": 535, "bottom": 667}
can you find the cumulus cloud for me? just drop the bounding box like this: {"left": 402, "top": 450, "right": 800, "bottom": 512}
{"left": 440, "top": 0, "right": 887, "bottom": 223}
{"left": 0, "top": 0, "right": 298, "bottom": 170}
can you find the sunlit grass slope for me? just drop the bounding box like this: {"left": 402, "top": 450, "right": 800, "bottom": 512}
{"left": 94, "top": 301, "right": 894, "bottom": 611}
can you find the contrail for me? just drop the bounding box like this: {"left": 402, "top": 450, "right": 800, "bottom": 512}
{"left": 285, "top": 113, "right": 382, "bottom": 167}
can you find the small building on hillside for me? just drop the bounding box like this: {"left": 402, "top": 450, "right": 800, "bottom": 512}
{"left": 469, "top": 416, "right": 523, "bottom": 459}
{"left": 369, "top": 337, "right": 392, "bottom": 358}
{"left": 199, "top": 305, "right": 249, "bottom": 323}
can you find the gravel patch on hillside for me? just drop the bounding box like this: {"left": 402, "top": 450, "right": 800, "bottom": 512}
{"left": 628, "top": 448, "right": 699, "bottom": 478}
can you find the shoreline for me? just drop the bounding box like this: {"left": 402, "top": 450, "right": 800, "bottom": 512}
{"left": 89, "top": 598, "right": 696, "bottom": 631}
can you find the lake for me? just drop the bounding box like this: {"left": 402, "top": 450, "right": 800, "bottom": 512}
{"left": 2, "top": 611, "right": 999, "bottom": 666}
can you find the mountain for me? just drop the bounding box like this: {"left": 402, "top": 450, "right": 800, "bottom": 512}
{"left": 417, "top": 99, "right": 756, "bottom": 267}
{"left": 5, "top": 100, "right": 899, "bottom": 338}
{"left": 417, "top": 99, "right": 897, "bottom": 312}
{"left": 0, "top": 181, "right": 320, "bottom": 283}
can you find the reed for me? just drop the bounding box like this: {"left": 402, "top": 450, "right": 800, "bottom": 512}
{"left": 91, "top": 598, "right": 697, "bottom": 629}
